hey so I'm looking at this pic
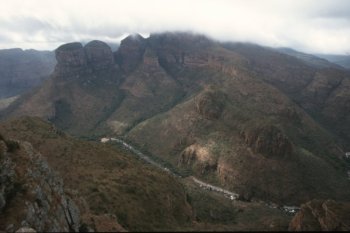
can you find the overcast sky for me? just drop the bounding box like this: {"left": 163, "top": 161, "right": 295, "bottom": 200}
{"left": 1, "top": 0, "right": 350, "bottom": 54}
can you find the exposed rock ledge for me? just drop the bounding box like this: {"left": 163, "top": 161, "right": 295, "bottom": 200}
{"left": 0, "top": 136, "right": 80, "bottom": 232}
{"left": 54, "top": 40, "right": 114, "bottom": 75}
{"left": 288, "top": 199, "right": 350, "bottom": 231}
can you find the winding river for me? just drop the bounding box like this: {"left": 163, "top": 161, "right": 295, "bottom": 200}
{"left": 101, "top": 137, "right": 300, "bottom": 214}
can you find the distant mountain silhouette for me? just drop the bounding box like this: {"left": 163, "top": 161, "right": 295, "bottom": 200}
{"left": 0, "top": 48, "right": 56, "bottom": 98}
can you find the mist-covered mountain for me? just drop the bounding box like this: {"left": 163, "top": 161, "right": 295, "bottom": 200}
{"left": 1, "top": 32, "right": 350, "bottom": 231}
{"left": 3, "top": 32, "right": 350, "bottom": 201}
{"left": 276, "top": 47, "right": 343, "bottom": 69}
{"left": 276, "top": 47, "right": 350, "bottom": 70}
{"left": 315, "top": 54, "right": 350, "bottom": 70}
{"left": 0, "top": 48, "right": 56, "bottom": 98}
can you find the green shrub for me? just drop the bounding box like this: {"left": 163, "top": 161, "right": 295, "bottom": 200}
{"left": 116, "top": 212, "right": 128, "bottom": 227}
{"left": 6, "top": 140, "right": 20, "bottom": 152}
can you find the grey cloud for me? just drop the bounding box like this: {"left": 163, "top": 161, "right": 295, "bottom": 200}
{"left": 0, "top": 0, "right": 349, "bottom": 54}
{"left": 307, "top": 0, "right": 350, "bottom": 19}
{"left": 0, "top": 16, "right": 53, "bottom": 34}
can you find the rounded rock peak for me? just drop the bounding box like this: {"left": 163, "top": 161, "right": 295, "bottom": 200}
{"left": 84, "top": 40, "right": 114, "bottom": 70}
{"left": 55, "top": 42, "right": 86, "bottom": 70}
{"left": 84, "top": 40, "right": 111, "bottom": 49}
{"left": 56, "top": 42, "right": 83, "bottom": 52}
{"left": 116, "top": 34, "right": 146, "bottom": 73}
{"left": 121, "top": 33, "right": 145, "bottom": 43}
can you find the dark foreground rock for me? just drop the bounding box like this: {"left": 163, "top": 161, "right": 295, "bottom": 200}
{"left": 0, "top": 136, "right": 80, "bottom": 232}
{"left": 289, "top": 199, "right": 350, "bottom": 231}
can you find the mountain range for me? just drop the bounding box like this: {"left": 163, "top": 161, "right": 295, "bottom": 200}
{"left": 316, "top": 54, "right": 350, "bottom": 70}
{"left": 0, "top": 48, "right": 56, "bottom": 99}
{"left": 1, "top": 32, "right": 350, "bottom": 231}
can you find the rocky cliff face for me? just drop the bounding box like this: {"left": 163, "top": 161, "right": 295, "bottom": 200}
{"left": 55, "top": 42, "right": 87, "bottom": 75}
{"left": 0, "top": 117, "right": 195, "bottom": 231}
{"left": 195, "top": 89, "right": 226, "bottom": 120}
{"left": 114, "top": 34, "right": 146, "bottom": 73}
{"left": 85, "top": 40, "right": 114, "bottom": 71}
{"left": 0, "top": 135, "right": 80, "bottom": 232}
{"left": 289, "top": 199, "right": 350, "bottom": 231}
{"left": 55, "top": 40, "right": 115, "bottom": 75}
{"left": 240, "top": 124, "right": 294, "bottom": 159}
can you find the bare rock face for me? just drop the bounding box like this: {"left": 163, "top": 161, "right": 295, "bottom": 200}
{"left": 179, "top": 143, "right": 217, "bottom": 173}
{"left": 55, "top": 42, "right": 87, "bottom": 75}
{"left": 115, "top": 34, "right": 146, "bottom": 73}
{"left": 84, "top": 40, "right": 114, "bottom": 71}
{"left": 148, "top": 32, "right": 214, "bottom": 74}
{"left": 240, "top": 124, "right": 293, "bottom": 158}
{"left": 195, "top": 89, "right": 226, "bottom": 120}
{"left": 0, "top": 136, "right": 80, "bottom": 232}
{"left": 289, "top": 199, "right": 350, "bottom": 231}
{"left": 54, "top": 40, "right": 116, "bottom": 76}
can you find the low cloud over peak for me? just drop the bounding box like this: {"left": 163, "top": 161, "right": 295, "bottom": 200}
{"left": 1, "top": 0, "right": 349, "bottom": 55}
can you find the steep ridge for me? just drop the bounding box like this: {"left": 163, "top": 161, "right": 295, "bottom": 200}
{"left": 3, "top": 41, "right": 124, "bottom": 135}
{"left": 124, "top": 33, "right": 350, "bottom": 205}
{"left": 126, "top": 69, "right": 350, "bottom": 204}
{"left": 223, "top": 42, "right": 350, "bottom": 150}
{"left": 0, "top": 133, "right": 80, "bottom": 232}
{"left": 107, "top": 43, "right": 184, "bottom": 135}
{"left": 2, "top": 32, "right": 350, "bottom": 208}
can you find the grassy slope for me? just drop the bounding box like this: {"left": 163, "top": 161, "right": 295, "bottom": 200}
{"left": 0, "top": 117, "right": 193, "bottom": 231}
{"left": 0, "top": 116, "right": 296, "bottom": 231}
{"left": 224, "top": 42, "right": 350, "bottom": 149}
{"left": 181, "top": 177, "right": 292, "bottom": 231}
{"left": 126, "top": 61, "right": 350, "bottom": 205}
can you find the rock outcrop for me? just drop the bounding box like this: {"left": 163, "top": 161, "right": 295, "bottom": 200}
{"left": 195, "top": 89, "right": 226, "bottom": 120}
{"left": 240, "top": 125, "right": 293, "bottom": 159}
{"left": 289, "top": 199, "right": 350, "bottom": 231}
{"left": 179, "top": 143, "right": 217, "bottom": 173}
{"left": 55, "top": 42, "right": 87, "bottom": 75}
{"left": 149, "top": 32, "right": 214, "bottom": 75}
{"left": 0, "top": 135, "right": 80, "bottom": 232}
{"left": 115, "top": 34, "right": 146, "bottom": 73}
{"left": 54, "top": 40, "right": 115, "bottom": 75}
{"left": 84, "top": 40, "right": 114, "bottom": 71}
